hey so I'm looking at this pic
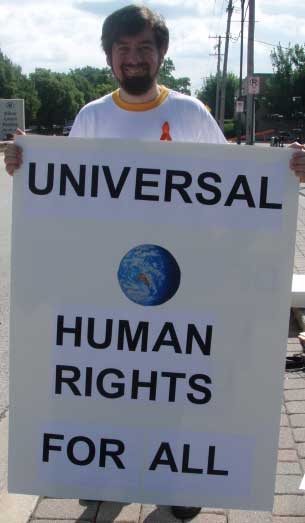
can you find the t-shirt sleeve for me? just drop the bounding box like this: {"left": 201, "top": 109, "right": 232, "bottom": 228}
{"left": 196, "top": 103, "right": 227, "bottom": 144}
{"left": 69, "top": 111, "right": 84, "bottom": 138}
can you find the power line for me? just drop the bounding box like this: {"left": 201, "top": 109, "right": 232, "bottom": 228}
{"left": 254, "top": 39, "right": 290, "bottom": 49}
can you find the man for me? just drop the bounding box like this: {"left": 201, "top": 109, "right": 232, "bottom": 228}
{"left": 4, "top": 4, "right": 305, "bottom": 520}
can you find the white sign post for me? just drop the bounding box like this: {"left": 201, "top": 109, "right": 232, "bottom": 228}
{"left": 0, "top": 99, "right": 25, "bottom": 140}
{"left": 9, "top": 136, "right": 298, "bottom": 510}
{"left": 236, "top": 100, "right": 244, "bottom": 113}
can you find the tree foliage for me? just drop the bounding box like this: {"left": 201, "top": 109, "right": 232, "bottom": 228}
{"left": 0, "top": 50, "right": 192, "bottom": 129}
{"left": 158, "top": 58, "right": 191, "bottom": 95}
{"left": 0, "top": 50, "right": 40, "bottom": 122}
{"left": 196, "top": 72, "right": 239, "bottom": 119}
{"left": 264, "top": 44, "right": 305, "bottom": 117}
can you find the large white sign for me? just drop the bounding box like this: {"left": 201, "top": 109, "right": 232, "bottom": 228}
{"left": 9, "top": 136, "right": 298, "bottom": 510}
{"left": 0, "top": 99, "right": 25, "bottom": 140}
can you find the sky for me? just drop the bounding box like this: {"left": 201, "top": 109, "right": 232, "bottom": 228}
{"left": 1, "top": 0, "right": 305, "bottom": 93}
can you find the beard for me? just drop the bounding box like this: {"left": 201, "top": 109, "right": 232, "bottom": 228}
{"left": 117, "top": 63, "right": 159, "bottom": 95}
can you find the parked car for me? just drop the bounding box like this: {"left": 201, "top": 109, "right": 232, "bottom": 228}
{"left": 269, "top": 113, "right": 284, "bottom": 120}
{"left": 62, "top": 124, "right": 73, "bottom": 136}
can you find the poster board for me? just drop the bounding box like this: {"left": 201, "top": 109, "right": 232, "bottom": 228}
{"left": 8, "top": 136, "right": 298, "bottom": 510}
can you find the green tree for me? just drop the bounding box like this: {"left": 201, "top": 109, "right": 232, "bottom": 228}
{"left": 158, "top": 58, "right": 191, "bottom": 95}
{"left": 30, "top": 69, "right": 84, "bottom": 129}
{"left": 15, "top": 75, "right": 40, "bottom": 124}
{"left": 196, "top": 73, "right": 238, "bottom": 119}
{"left": 264, "top": 44, "right": 305, "bottom": 118}
{"left": 68, "top": 66, "right": 117, "bottom": 101}
{"left": 0, "top": 49, "right": 40, "bottom": 124}
{"left": 0, "top": 50, "right": 19, "bottom": 98}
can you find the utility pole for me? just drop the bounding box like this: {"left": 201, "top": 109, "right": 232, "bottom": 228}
{"left": 236, "top": 0, "right": 245, "bottom": 144}
{"left": 215, "top": 36, "right": 222, "bottom": 123}
{"left": 209, "top": 36, "right": 223, "bottom": 123}
{"left": 246, "top": 0, "right": 255, "bottom": 144}
{"left": 219, "top": 0, "right": 234, "bottom": 131}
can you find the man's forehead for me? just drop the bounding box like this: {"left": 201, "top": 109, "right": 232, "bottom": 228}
{"left": 116, "top": 29, "right": 156, "bottom": 45}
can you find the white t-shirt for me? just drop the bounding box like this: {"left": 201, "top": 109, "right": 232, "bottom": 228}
{"left": 70, "top": 85, "right": 226, "bottom": 144}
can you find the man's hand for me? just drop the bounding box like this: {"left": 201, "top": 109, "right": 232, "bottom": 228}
{"left": 4, "top": 128, "right": 25, "bottom": 176}
{"left": 289, "top": 142, "right": 305, "bottom": 183}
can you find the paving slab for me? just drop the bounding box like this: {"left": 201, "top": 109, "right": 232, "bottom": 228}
{"left": 297, "top": 443, "right": 305, "bottom": 458}
{"left": 290, "top": 414, "right": 305, "bottom": 427}
{"left": 278, "top": 427, "right": 295, "bottom": 449}
{"left": 96, "top": 502, "right": 141, "bottom": 523}
{"left": 186, "top": 514, "right": 227, "bottom": 523}
{"left": 293, "top": 428, "right": 305, "bottom": 442}
{"left": 200, "top": 508, "right": 226, "bottom": 514}
{"left": 272, "top": 518, "right": 305, "bottom": 523}
{"left": 286, "top": 401, "right": 305, "bottom": 414}
{"left": 276, "top": 462, "right": 302, "bottom": 475}
{"left": 0, "top": 491, "right": 39, "bottom": 523}
{"left": 228, "top": 511, "right": 271, "bottom": 522}
{"left": 278, "top": 450, "right": 299, "bottom": 462}
{"left": 275, "top": 475, "right": 303, "bottom": 494}
{"left": 280, "top": 414, "right": 289, "bottom": 426}
{"left": 33, "top": 497, "right": 99, "bottom": 520}
{"left": 273, "top": 495, "right": 305, "bottom": 516}
{"left": 284, "top": 379, "right": 305, "bottom": 390}
{"left": 285, "top": 389, "right": 305, "bottom": 401}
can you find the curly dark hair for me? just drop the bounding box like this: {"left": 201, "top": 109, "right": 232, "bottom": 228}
{"left": 101, "top": 4, "right": 169, "bottom": 59}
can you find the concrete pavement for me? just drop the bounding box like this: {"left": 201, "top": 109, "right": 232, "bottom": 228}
{"left": 0, "top": 153, "right": 305, "bottom": 522}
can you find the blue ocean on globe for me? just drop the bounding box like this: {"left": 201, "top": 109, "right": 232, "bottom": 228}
{"left": 117, "top": 244, "right": 181, "bottom": 306}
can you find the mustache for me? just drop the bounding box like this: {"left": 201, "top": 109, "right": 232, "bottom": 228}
{"left": 121, "top": 63, "right": 149, "bottom": 70}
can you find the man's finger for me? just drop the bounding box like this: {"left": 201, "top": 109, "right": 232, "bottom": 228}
{"left": 15, "top": 128, "right": 26, "bottom": 136}
{"left": 288, "top": 141, "right": 303, "bottom": 150}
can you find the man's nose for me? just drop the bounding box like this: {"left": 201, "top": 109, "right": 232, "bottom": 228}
{"left": 126, "top": 47, "right": 142, "bottom": 63}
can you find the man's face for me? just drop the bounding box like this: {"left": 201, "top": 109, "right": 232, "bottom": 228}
{"left": 109, "top": 26, "right": 164, "bottom": 95}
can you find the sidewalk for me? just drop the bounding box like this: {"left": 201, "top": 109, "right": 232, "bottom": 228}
{"left": 4, "top": 186, "right": 305, "bottom": 523}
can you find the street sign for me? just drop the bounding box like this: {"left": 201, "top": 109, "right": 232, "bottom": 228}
{"left": 0, "top": 99, "right": 24, "bottom": 140}
{"left": 236, "top": 100, "right": 244, "bottom": 113}
{"left": 9, "top": 136, "right": 298, "bottom": 510}
{"left": 248, "top": 76, "right": 260, "bottom": 95}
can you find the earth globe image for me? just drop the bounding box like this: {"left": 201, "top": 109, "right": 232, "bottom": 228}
{"left": 117, "top": 244, "right": 181, "bottom": 306}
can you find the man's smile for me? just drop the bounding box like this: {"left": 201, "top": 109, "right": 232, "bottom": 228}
{"left": 122, "top": 65, "right": 149, "bottom": 76}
